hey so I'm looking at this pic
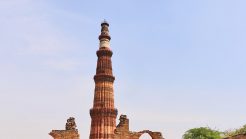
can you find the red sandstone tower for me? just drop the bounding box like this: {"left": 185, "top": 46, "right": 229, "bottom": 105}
{"left": 89, "top": 21, "right": 118, "bottom": 139}
{"left": 49, "top": 21, "right": 164, "bottom": 139}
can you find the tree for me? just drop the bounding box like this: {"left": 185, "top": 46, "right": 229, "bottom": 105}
{"left": 183, "top": 127, "right": 221, "bottom": 139}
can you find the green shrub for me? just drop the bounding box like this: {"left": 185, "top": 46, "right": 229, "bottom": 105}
{"left": 224, "top": 125, "right": 246, "bottom": 137}
{"left": 183, "top": 127, "right": 222, "bottom": 139}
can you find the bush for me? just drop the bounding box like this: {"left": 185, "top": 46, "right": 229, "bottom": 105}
{"left": 224, "top": 125, "right": 246, "bottom": 137}
{"left": 183, "top": 127, "right": 222, "bottom": 139}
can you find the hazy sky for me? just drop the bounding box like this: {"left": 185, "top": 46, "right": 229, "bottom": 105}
{"left": 0, "top": 0, "right": 246, "bottom": 139}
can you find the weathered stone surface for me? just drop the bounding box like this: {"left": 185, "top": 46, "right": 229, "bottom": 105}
{"left": 89, "top": 20, "right": 117, "bottom": 139}
{"left": 66, "top": 117, "right": 77, "bottom": 130}
{"left": 49, "top": 130, "right": 79, "bottom": 139}
{"left": 49, "top": 117, "right": 79, "bottom": 139}
{"left": 114, "top": 115, "right": 164, "bottom": 139}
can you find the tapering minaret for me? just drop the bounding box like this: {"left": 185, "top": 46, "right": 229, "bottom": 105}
{"left": 89, "top": 21, "right": 118, "bottom": 139}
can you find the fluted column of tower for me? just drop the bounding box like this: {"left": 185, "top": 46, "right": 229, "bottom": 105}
{"left": 89, "top": 21, "right": 118, "bottom": 139}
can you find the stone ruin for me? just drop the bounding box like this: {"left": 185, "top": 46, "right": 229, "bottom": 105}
{"left": 66, "top": 117, "right": 77, "bottom": 130}
{"left": 49, "top": 117, "right": 79, "bottom": 139}
{"left": 50, "top": 115, "right": 163, "bottom": 139}
{"left": 114, "top": 115, "right": 164, "bottom": 139}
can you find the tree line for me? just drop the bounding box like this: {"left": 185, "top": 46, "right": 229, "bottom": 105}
{"left": 183, "top": 124, "right": 246, "bottom": 139}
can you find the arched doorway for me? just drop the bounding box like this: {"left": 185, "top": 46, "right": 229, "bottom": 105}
{"left": 139, "top": 133, "right": 152, "bottom": 139}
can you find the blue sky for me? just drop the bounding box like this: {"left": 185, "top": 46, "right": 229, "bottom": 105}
{"left": 0, "top": 0, "right": 246, "bottom": 139}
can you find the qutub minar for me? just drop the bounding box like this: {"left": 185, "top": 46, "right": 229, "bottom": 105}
{"left": 49, "top": 21, "right": 164, "bottom": 139}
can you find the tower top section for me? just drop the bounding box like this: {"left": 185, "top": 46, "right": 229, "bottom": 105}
{"left": 101, "top": 19, "right": 109, "bottom": 26}
{"left": 99, "top": 20, "right": 111, "bottom": 43}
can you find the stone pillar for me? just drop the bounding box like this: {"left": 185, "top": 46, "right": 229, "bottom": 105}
{"left": 89, "top": 21, "right": 118, "bottom": 139}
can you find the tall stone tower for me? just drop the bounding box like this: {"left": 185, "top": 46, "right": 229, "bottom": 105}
{"left": 89, "top": 21, "right": 118, "bottom": 139}
{"left": 49, "top": 21, "right": 164, "bottom": 139}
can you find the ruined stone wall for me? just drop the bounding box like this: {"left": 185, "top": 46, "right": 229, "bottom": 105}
{"left": 50, "top": 117, "right": 80, "bottom": 139}
{"left": 114, "top": 115, "right": 164, "bottom": 139}
{"left": 49, "top": 130, "right": 79, "bottom": 139}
